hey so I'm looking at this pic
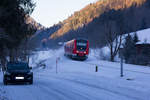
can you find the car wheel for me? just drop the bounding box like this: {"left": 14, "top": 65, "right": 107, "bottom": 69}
{"left": 29, "top": 77, "right": 33, "bottom": 84}
{"left": 29, "top": 80, "right": 33, "bottom": 84}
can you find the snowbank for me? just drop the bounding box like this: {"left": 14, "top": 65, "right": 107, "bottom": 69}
{"left": 29, "top": 50, "right": 54, "bottom": 67}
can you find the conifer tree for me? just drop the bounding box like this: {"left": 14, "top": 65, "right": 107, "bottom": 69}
{"left": 133, "top": 32, "right": 139, "bottom": 43}
{"left": 0, "top": 0, "right": 36, "bottom": 67}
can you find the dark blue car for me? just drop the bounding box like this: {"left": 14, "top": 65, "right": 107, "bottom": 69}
{"left": 3, "top": 62, "right": 33, "bottom": 85}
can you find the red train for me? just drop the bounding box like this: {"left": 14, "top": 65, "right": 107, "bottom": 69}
{"left": 64, "top": 38, "right": 89, "bottom": 60}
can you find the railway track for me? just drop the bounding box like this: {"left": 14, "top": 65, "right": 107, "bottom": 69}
{"left": 71, "top": 60, "right": 150, "bottom": 75}
{"left": 87, "top": 62, "right": 150, "bottom": 75}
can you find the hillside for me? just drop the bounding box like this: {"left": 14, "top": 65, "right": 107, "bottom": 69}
{"left": 50, "top": 0, "right": 146, "bottom": 39}
{"left": 29, "top": 24, "right": 61, "bottom": 49}
{"left": 26, "top": 16, "right": 45, "bottom": 30}
{"left": 31, "top": 0, "right": 150, "bottom": 48}
{"left": 49, "top": 0, "right": 150, "bottom": 47}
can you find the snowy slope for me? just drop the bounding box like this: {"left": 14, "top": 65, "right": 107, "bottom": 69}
{"left": 135, "top": 28, "right": 150, "bottom": 43}
{"left": 124, "top": 28, "right": 150, "bottom": 44}
{"left": 94, "top": 28, "right": 150, "bottom": 61}
{"left": 0, "top": 47, "right": 150, "bottom": 100}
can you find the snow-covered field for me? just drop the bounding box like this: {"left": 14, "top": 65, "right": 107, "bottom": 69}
{"left": 0, "top": 47, "right": 150, "bottom": 100}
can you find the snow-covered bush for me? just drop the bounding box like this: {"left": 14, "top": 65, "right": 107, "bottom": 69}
{"left": 98, "top": 48, "right": 110, "bottom": 61}
{"left": 92, "top": 47, "right": 110, "bottom": 61}
{"left": 92, "top": 47, "right": 121, "bottom": 62}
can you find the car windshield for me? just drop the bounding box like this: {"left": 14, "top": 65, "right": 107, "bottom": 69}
{"left": 7, "top": 63, "right": 29, "bottom": 70}
{"left": 76, "top": 40, "right": 87, "bottom": 51}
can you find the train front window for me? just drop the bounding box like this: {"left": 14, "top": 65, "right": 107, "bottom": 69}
{"left": 76, "top": 40, "right": 87, "bottom": 51}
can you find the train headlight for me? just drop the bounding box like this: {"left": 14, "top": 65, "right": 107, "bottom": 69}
{"left": 77, "top": 51, "right": 79, "bottom": 53}
{"left": 84, "top": 51, "right": 86, "bottom": 54}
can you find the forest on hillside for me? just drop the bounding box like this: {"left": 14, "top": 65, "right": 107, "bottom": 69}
{"left": 38, "top": 0, "right": 149, "bottom": 49}
{"left": 30, "top": 0, "right": 150, "bottom": 51}
{"left": 50, "top": 0, "right": 147, "bottom": 39}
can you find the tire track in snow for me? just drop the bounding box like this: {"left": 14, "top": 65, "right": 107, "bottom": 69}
{"left": 2, "top": 79, "right": 66, "bottom": 100}
{"left": 27, "top": 83, "right": 64, "bottom": 100}
{"left": 37, "top": 76, "right": 92, "bottom": 100}
{"left": 51, "top": 76, "right": 143, "bottom": 100}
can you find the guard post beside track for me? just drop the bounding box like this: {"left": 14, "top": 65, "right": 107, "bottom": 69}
{"left": 96, "top": 65, "right": 98, "bottom": 72}
{"left": 56, "top": 57, "right": 60, "bottom": 74}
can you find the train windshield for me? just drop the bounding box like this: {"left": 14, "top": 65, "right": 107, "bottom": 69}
{"left": 76, "top": 40, "right": 87, "bottom": 51}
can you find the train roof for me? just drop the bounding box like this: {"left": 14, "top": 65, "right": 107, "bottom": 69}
{"left": 75, "top": 38, "right": 88, "bottom": 41}
{"left": 65, "top": 38, "right": 88, "bottom": 44}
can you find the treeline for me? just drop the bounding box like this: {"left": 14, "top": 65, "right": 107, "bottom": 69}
{"left": 29, "top": 24, "right": 61, "bottom": 50}
{"left": 0, "top": 0, "right": 36, "bottom": 70}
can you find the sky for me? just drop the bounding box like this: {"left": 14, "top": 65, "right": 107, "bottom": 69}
{"left": 31, "top": 0, "right": 97, "bottom": 27}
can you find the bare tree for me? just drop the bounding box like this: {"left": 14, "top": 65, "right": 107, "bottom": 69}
{"left": 99, "top": 8, "right": 125, "bottom": 62}
{"left": 103, "top": 20, "right": 122, "bottom": 62}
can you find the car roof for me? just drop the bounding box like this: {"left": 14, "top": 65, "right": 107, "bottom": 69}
{"left": 7, "top": 62, "right": 28, "bottom": 66}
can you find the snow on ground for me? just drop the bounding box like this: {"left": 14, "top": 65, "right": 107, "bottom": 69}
{"left": 0, "top": 88, "right": 8, "bottom": 100}
{"left": 29, "top": 50, "right": 54, "bottom": 68}
{"left": 0, "top": 47, "right": 150, "bottom": 100}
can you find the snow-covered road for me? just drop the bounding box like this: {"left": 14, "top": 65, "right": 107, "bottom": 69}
{"left": 0, "top": 48, "right": 150, "bottom": 100}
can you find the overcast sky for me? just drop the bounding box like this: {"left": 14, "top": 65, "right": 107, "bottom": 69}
{"left": 31, "top": 0, "right": 97, "bottom": 27}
